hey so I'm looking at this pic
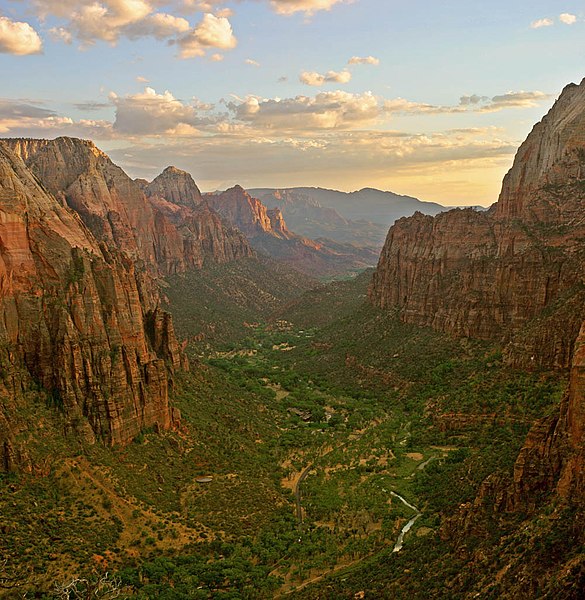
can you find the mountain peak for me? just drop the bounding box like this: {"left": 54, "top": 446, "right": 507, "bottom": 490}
{"left": 146, "top": 165, "right": 202, "bottom": 208}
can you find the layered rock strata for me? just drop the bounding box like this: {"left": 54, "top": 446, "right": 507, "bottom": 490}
{"left": 370, "top": 80, "right": 585, "bottom": 509}
{"left": 0, "top": 141, "right": 181, "bottom": 464}
{"left": 4, "top": 138, "right": 252, "bottom": 276}
{"left": 206, "top": 186, "right": 378, "bottom": 276}
{"left": 370, "top": 81, "right": 585, "bottom": 368}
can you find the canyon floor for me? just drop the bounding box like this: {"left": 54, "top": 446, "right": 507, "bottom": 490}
{"left": 1, "top": 264, "right": 579, "bottom": 599}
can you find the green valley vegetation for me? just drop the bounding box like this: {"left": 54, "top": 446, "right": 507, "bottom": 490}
{"left": 0, "top": 262, "right": 575, "bottom": 599}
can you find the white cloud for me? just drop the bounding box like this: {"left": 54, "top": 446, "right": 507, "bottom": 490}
{"left": 229, "top": 90, "right": 380, "bottom": 130}
{"left": 300, "top": 69, "right": 352, "bottom": 86}
{"left": 33, "top": 0, "right": 233, "bottom": 57}
{"left": 348, "top": 55, "right": 379, "bottom": 66}
{"left": 269, "top": 0, "right": 349, "bottom": 16}
{"left": 110, "top": 86, "right": 216, "bottom": 135}
{"left": 49, "top": 26, "right": 73, "bottom": 44}
{"left": 125, "top": 13, "right": 191, "bottom": 40}
{"left": 530, "top": 18, "right": 554, "bottom": 29}
{"left": 215, "top": 8, "right": 234, "bottom": 18}
{"left": 246, "top": 58, "right": 260, "bottom": 66}
{"left": 136, "top": 75, "right": 149, "bottom": 83}
{"left": 0, "top": 15, "right": 43, "bottom": 55}
{"left": 177, "top": 13, "right": 237, "bottom": 58}
{"left": 559, "top": 13, "right": 577, "bottom": 25}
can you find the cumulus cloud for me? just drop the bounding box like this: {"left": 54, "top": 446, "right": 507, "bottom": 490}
{"left": 125, "top": 13, "right": 191, "bottom": 40}
{"left": 300, "top": 69, "right": 352, "bottom": 86}
{"left": 459, "top": 91, "right": 551, "bottom": 112}
{"left": 228, "top": 90, "right": 380, "bottom": 130}
{"left": 348, "top": 55, "right": 379, "bottom": 66}
{"left": 269, "top": 0, "right": 349, "bottom": 16}
{"left": 0, "top": 15, "right": 43, "bottom": 55}
{"left": 109, "top": 86, "right": 217, "bottom": 135}
{"left": 559, "top": 13, "right": 577, "bottom": 25}
{"left": 246, "top": 58, "right": 260, "bottom": 66}
{"left": 177, "top": 13, "right": 237, "bottom": 58}
{"left": 32, "top": 0, "right": 236, "bottom": 58}
{"left": 530, "top": 18, "right": 554, "bottom": 29}
{"left": 64, "top": 0, "right": 154, "bottom": 46}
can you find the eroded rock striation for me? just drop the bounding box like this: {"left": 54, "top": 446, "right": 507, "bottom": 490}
{"left": 0, "top": 142, "right": 182, "bottom": 467}
{"left": 370, "top": 81, "right": 585, "bottom": 369}
{"left": 145, "top": 166, "right": 203, "bottom": 209}
{"left": 5, "top": 138, "right": 252, "bottom": 276}
{"left": 370, "top": 80, "right": 585, "bottom": 510}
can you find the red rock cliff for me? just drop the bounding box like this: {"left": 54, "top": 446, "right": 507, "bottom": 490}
{"left": 206, "top": 186, "right": 377, "bottom": 277}
{"left": 369, "top": 80, "right": 585, "bottom": 369}
{"left": 0, "top": 141, "right": 181, "bottom": 465}
{"left": 4, "top": 138, "right": 252, "bottom": 276}
{"left": 369, "top": 79, "right": 585, "bottom": 507}
{"left": 145, "top": 172, "right": 253, "bottom": 270}
{"left": 145, "top": 166, "right": 203, "bottom": 209}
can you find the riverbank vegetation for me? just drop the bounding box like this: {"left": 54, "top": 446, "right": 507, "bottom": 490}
{"left": 0, "top": 267, "right": 569, "bottom": 598}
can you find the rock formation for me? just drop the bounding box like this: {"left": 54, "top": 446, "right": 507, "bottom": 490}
{"left": 0, "top": 142, "right": 182, "bottom": 468}
{"left": 4, "top": 138, "right": 252, "bottom": 277}
{"left": 206, "top": 185, "right": 378, "bottom": 277}
{"left": 369, "top": 79, "right": 585, "bottom": 508}
{"left": 252, "top": 188, "right": 389, "bottom": 247}
{"left": 145, "top": 166, "right": 203, "bottom": 209}
{"left": 369, "top": 81, "right": 585, "bottom": 370}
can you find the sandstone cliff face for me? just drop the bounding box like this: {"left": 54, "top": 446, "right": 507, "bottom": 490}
{"left": 205, "top": 185, "right": 281, "bottom": 239}
{"left": 369, "top": 80, "right": 585, "bottom": 511}
{"left": 145, "top": 166, "right": 203, "bottom": 209}
{"left": 0, "top": 142, "right": 181, "bottom": 466}
{"left": 4, "top": 138, "right": 252, "bottom": 276}
{"left": 370, "top": 80, "right": 585, "bottom": 369}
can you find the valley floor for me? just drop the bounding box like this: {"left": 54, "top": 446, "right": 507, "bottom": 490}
{"left": 1, "top": 268, "right": 582, "bottom": 599}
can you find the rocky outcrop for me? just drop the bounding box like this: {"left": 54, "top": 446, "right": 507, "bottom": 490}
{"left": 252, "top": 188, "right": 389, "bottom": 247}
{"left": 145, "top": 166, "right": 203, "bottom": 209}
{"left": 206, "top": 186, "right": 378, "bottom": 277}
{"left": 369, "top": 80, "right": 585, "bottom": 369}
{"left": 205, "top": 185, "right": 280, "bottom": 239}
{"left": 4, "top": 138, "right": 252, "bottom": 276}
{"left": 267, "top": 207, "right": 289, "bottom": 236}
{"left": 0, "top": 141, "right": 182, "bottom": 465}
{"left": 370, "top": 79, "right": 585, "bottom": 512}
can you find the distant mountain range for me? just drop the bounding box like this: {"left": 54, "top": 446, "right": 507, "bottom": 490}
{"left": 249, "top": 187, "right": 451, "bottom": 247}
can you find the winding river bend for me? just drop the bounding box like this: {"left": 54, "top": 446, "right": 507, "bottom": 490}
{"left": 389, "top": 491, "right": 421, "bottom": 552}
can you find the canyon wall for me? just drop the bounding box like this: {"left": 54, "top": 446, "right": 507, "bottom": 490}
{"left": 0, "top": 141, "right": 183, "bottom": 468}
{"left": 369, "top": 80, "right": 585, "bottom": 508}
{"left": 370, "top": 81, "right": 585, "bottom": 369}
{"left": 5, "top": 138, "right": 253, "bottom": 276}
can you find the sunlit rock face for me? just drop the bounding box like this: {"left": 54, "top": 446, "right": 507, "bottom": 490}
{"left": 145, "top": 165, "right": 203, "bottom": 209}
{"left": 0, "top": 142, "right": 183, "bottom": 468}
{"left": 369, "top": 80, "right": 585, "bottom": 370}
{"left": 369, "top": 79, "right": 585, "bottom": 507}
{"left": 5, "top": 138, "right": 253, "bottom": 277}
{"left": 205, "top": 185, "right": 379, "bottom": 277}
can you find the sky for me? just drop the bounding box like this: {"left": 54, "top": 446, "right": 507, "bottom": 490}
{"left": 0, "top": 1, "right": 584, "bottom": 206}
